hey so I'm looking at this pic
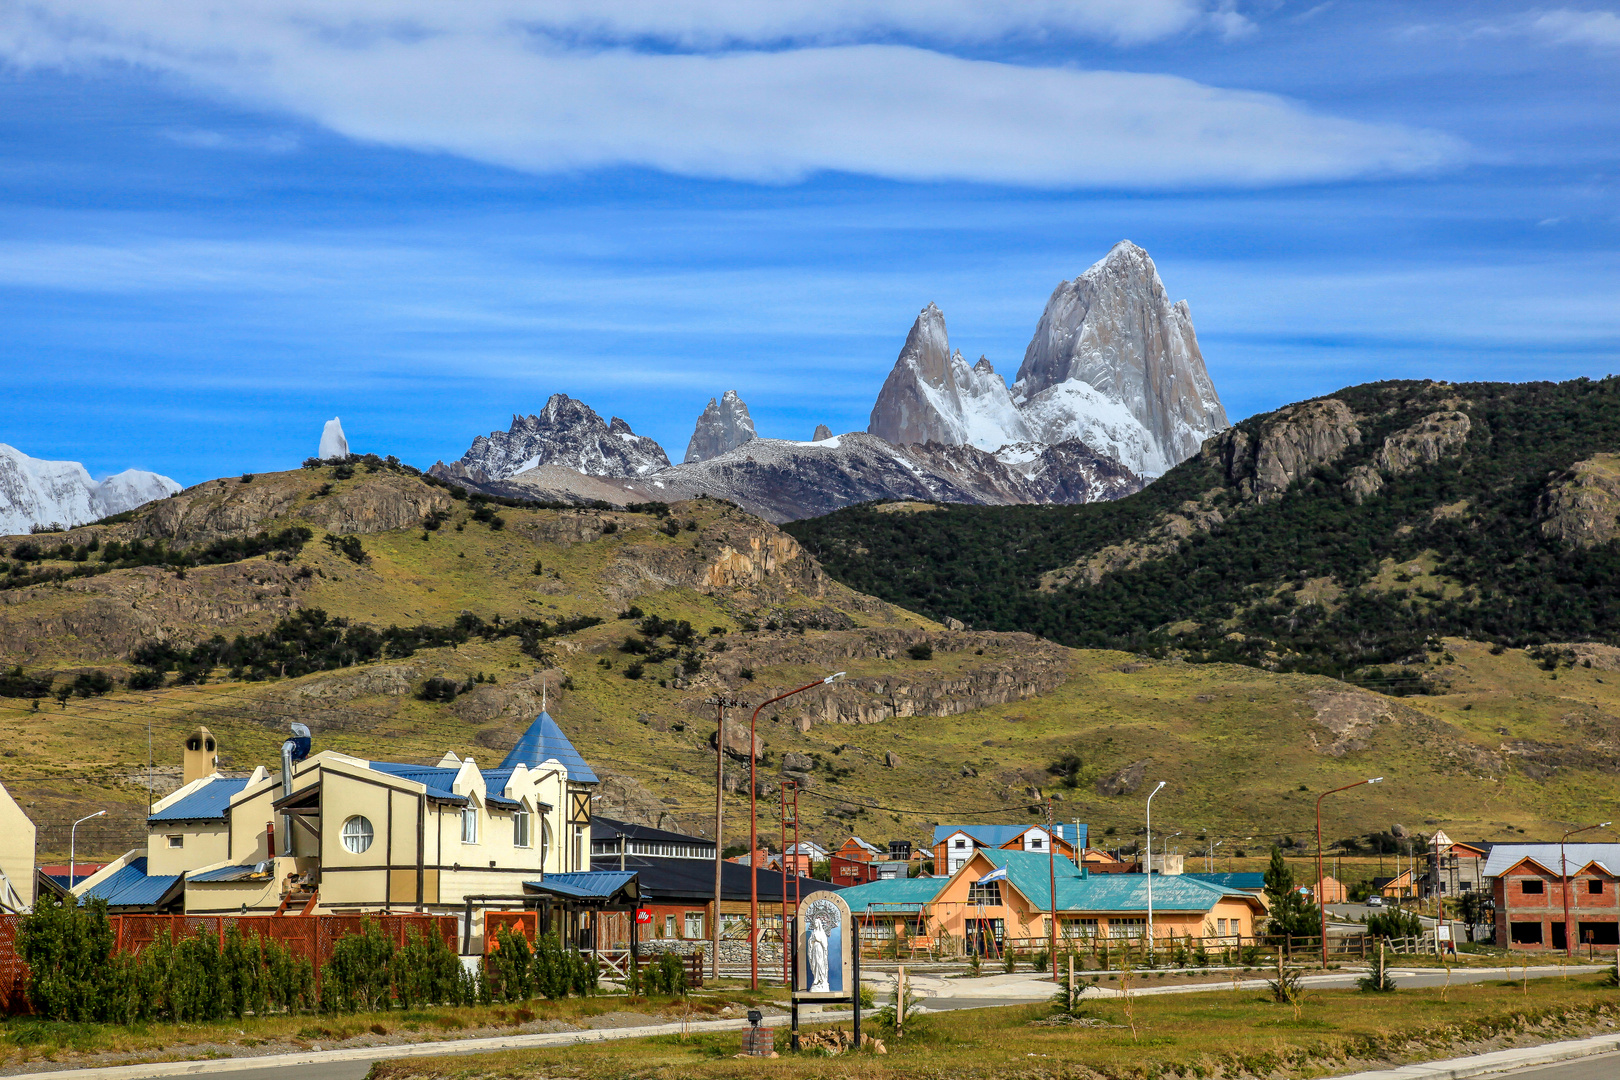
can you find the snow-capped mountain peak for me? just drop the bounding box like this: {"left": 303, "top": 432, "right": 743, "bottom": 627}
{"left": 867, "top": 303, "right": 1032, "bottom": 451}
{"left": 435, "top": 394, "right": 670, "bottom": 484}
{"left": 0, "top": 444, "right": 180, "bottom": 535}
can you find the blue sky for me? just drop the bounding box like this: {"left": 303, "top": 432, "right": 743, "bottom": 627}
{"left": 0, "top": 1, "right": 1616, "bottom": 484}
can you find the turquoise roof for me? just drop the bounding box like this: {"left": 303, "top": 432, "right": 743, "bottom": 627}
{"left": 838, "top": 876, "right": 946, "bottom": 913}
{"left": 841, "top": 852, "right": 1259, "bottom": 916}
{"left": 500, "top": 711, "right": 598, "bottom": 783}
{"left": 981, "top": 850, "right": 1252, "bottom": 913}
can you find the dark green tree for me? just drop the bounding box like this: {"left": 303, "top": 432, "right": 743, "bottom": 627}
{"left": 1262, "top": 846, "right": 1322, "bottom": 942}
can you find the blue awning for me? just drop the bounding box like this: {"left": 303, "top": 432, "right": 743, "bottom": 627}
{"left": 523, "top": 870, "right": 637, "bottom": 903}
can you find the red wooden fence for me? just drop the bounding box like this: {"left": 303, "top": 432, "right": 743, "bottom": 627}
{"left": 0, "top": 913, "right": 458, "bottom": 1014}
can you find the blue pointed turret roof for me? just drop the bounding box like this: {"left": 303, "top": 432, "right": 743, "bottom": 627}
{"left": 500, "top": 711, "right": 598, "bottom": 783}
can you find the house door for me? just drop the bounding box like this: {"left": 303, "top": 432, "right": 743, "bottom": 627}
{"left": 1551, "top": 921, "right": 1567, "bottom": 950}
{"left": 965, "top": 919, "right": 1004, "bottom": 957}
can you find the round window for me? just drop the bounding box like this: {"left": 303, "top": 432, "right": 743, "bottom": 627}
{"left": 341, "top": 815, "right": 374, "bottom": 854}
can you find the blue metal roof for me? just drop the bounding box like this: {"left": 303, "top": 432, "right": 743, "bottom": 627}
{"left": 500, "top": 711, "right": 599, "bottom": 783}
{"left": 523, "top": 870, "right": 636, "bottom": 900}
{"left": 148, "top": 777, "right": 250, "bottom": 823}
{"left": 79, "top": 858, "right": 182, "bottom": 909}
{"left": 367, "top": 762, "right": 468, "bottom": 804}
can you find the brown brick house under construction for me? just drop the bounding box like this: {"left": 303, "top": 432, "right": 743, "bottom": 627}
{"left": 1484, "top": 844, "right": 1620, "bottom": 951}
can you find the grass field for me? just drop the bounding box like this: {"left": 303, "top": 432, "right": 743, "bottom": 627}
{"left": 368, "top": 977, "right": 1620, "bottom": 1080}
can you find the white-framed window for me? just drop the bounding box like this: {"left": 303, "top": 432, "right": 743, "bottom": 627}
{"left": 664, "top": 914, "right": 675, "bottom": 938}
{"left": 341, "top": 816, "right": 374, "bottom": 854}
{"left": 1030, "top": 836, "right": 1044, "bottom": 849}
{"left": 968, "top": 879, "right": 1001, "bottom": 905}
{"left": 461, "top": 806, "right": 478, "bottom": 844}
{"left": 541, "top": 819, "right": 552, "bottom": 865}
{"left": 514, "top": 806, "right": 531, "bottom": 848}
{"left": 1061, "top": 917, "right": 1097, "bottom": 939}
{"left": 954, "top": 838, "right": 967, "bottom": 849}
{"left": 1216, "top": 918, "right": 1228, "bottom": 935}
{"left": 685, "top": 911, "right": 705, "bottom": 939}
{"left": 573, "top": 825, "right": 584, "bottom": 869}
{"left": 166, "top": 834, "right": 183, "bottom": 849}
{"left": 1107, "top": 918, "right": 1146, "bottom": 940}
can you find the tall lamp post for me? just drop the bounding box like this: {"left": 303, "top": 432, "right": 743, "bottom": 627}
{"left": 748, "top": 671, "right": 845, "bottom": 989}
{"left": 1316, "top": 777, "right": 1383, "bottom": 967}
{"left": 70, "top": 809, "right": 107, "bottom": 896}
{"left": 707, "top": 694, "right": 746, "bottom": 983}
{"left": 1145, "top": 781, "right": 1166, "bottom": 955}
{"left": 1561, "top": 820, "right": 1611, "bottom": 957}
{"left": 1207, "top": 841, "right": 1223, "bottom": 874}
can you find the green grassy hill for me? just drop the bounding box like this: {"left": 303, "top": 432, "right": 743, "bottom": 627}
{"left": 3, "top": 456, "right": 1617, "bottom": 869}
{"left": 785, "top": 377, "right": 1620, "bottom": 693}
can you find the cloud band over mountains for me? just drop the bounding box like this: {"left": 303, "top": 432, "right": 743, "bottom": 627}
{"left": 0, "top": 1, "right": 1460, "bottom": 188}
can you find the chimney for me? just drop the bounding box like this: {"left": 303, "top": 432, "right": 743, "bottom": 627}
{"left": 279, "top": 723, "right": 312, "bottom": 856}
{"left": 183, "top": 726, "right": 218, "bottom": 784}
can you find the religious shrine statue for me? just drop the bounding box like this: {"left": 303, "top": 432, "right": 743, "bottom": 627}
{"left": 808, "top": 921, "right": 830, "bottom": 993}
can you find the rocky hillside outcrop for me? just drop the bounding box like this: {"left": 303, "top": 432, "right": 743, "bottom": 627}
{"left": 1204, "top": 398, "right": 1361, "bottom": 502}
{"left": 1539, "top": 455, "right": 1620, "bottom": 548}
{"left": 678, "top": 628, "right": 1071, "bottom": 729}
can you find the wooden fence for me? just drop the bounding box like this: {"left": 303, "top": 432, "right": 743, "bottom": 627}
{"left": 484, "top": 911, "right": 703, "bottom": 988}
{"left": 0, "top": 912, "right": 458, "bottom": 1014}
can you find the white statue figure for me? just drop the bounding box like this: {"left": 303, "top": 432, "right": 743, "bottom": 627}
{"left": 808, "top": 920, "right": 830, "bottom": 992}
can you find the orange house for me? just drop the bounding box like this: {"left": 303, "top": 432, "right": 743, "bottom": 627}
{"left": 842, "top": 849, "right": 1265, "bottom": 954}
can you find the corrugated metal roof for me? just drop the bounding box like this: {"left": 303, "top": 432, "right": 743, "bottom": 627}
{"left": 79, "top": 858, "right": 182, "bottom": 909}
{"left": 589, "top": 854, "right": 841, "bottom": 903}
{"left": 592, "top": 816, "right": 711, "bottom": 846}
{"left": 500, "top": 711, "right": 599, "bottom": 783}
{"left": 838, "top": 876, "right": 946, "bottom": 912}
{"left": 1482, "top": 843, "right": 1620, "bottom": 878}
{"left": 1183, "top": 872, "right": 1266, "bottom": 891}
{"left": 523, "top": 870, "right": 637, "bottom": 900}
{"left": 187, "top": 863, "right": 269, "bottom": 882}
{"left": 148, "top": 777, "right": 250, "bottom": 823}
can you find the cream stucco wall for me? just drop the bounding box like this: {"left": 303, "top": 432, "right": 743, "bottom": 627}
{"left": 148, "top": 822, "right": 229, "bottom": 877}
{"left": 0, "top": 782, "right": 35, "bottom": 911}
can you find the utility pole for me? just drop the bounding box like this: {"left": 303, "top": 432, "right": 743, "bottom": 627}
{"left": 707, "top": 694, "right": 746, "bottom": 983}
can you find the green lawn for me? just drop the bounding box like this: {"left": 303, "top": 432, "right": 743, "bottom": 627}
{"left": 370, "top": 978, "right": 1620, "bottom": 1080}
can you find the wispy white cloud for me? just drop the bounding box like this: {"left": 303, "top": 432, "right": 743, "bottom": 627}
{"left": 160, "top": 127, "right": 299, "bottom": 152}
{"left": 1529, "top": 8, "right": 1620, "bottom": 48}
{"left": 0, "top": 1, "right": 1458, "bottom": 189}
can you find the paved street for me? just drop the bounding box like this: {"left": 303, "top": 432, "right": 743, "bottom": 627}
{"left": 1495, "top": 1053, "right": 1620, "bottom": 1079}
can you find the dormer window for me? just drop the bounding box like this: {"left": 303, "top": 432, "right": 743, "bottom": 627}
{"left": 461, "top": 806, "right": 478, "bottom": 844}
{"left": 955, "top": 839, "right": 966, "bottom": 849}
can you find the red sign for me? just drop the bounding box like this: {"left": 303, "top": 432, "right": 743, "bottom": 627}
{"left": 635, "top": 908, "right": 653, "bottom": 924}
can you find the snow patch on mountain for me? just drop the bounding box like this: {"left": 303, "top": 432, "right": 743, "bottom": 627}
{"left": 0, "top": 444, "right": 180, "bottom": 535}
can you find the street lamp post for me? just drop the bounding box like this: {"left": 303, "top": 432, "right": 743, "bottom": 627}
{"left": 1145, "top": 781, "right": 1166, "bottom": 956}
{"left": 1561, "top": 821, "right": 1611, "bottom": 957}
{"left": 70, "top": 810, "right": 107, "bottom": 896}
{"left": 1207, "top": 841, "right": 1223, "bottom": 874}
{"left": 1316, "top": 778, "right": 1383, "bottom": 967}
{"left": 748, "top": 672, "right": 845, "bottom": 988}
{"left": 707, "top": 694, "right": 746, "bottom": 983}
